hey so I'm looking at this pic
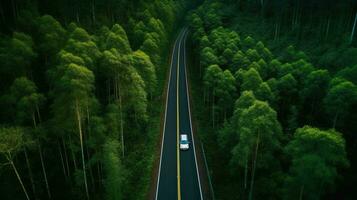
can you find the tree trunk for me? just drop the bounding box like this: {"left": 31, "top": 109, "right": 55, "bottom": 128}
{"left": 248, "top": 133, "right": 260, "bottom": 200}
{"left": 38, "top": 142, "right": 51, "bottom": 199}
{"left": 212, "top": 90, "right": 215, "bottom": 128}
{"left": 203, "top": 87, "right": 206, "bottom": 105}
{"left": 91, "top": 0, "right": 96, "bottom": 25}
{"left": 244, "top": 158, "right": 248, "bottom": 190}
{"left": 69, "top": 135, "right": 78, "bottom": 171}
{"left": 274, "top": 22, "right": 279, "bottom": 41}
{"left": 58, "top": 141, "right": 68, "bottom": 178}
{"left": 7, "top": 153, "right": 31, "bottom": 200}
{"left": 75, "top": 99, "right": 89, "bottom": 200}
{"left": 199, "top": 62, "right": 202, "bottom": 78}
{"left": 62, "top": 137, "right": 71, "bottom": 175}
{"left": 76, "top": 10, "right": 80, "bottom": 24}
{"left": 350, "top": 11, "right": 357, "bottom": 44}
{"left": 333, "top": 112, "right": 339, "bottom": 129}
{"left": 119, "top": 92, "right": 125, "bottom": 158}
{"left": 24, "top": 148, "right": 37, "bottom": 199}
{"left": 36, "top": 105, "right": 42, "bottom": 123}
{"left": 299, "top": 185, "right": 304, "bottom": 200}
{"left": 11, "top": 0, "right": 17, "bottom": 21}
{"left": 325, "top": 17, "right": 331, "bottom": 39}
{"left": 32, "top": 110, "right": 51, "bottom": 198}
{"left": 97, "top": 162, "right": 102, "bottom": 186}
{"left": 85, "top": 105, "right": 95, "bottom": 189}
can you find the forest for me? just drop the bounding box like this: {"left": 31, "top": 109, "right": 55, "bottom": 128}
{"left": 0, "top": 0, "right": 198, "bottom": 199}
{"left": 188, "top": 0, "right": 357, "bottom": 200}
{"left": 1, "top": 0, "right": 357, "bottom": 200}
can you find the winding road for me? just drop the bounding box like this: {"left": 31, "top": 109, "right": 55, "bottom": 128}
{"left": 155, "top": 29, "right": 203, "bottom": 200}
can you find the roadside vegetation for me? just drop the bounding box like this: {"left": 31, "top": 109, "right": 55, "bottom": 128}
{"left": 0, "top": 0, "right": 198, "bottom": 199}
{"left": 188, "top": 1, "right": 357, "bottom": 199}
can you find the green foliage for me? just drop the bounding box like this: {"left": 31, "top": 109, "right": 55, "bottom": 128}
{"left": 324, "top": 79, "right": 357, "bottom": 127}
{"left": 0, "top": 0, "right": 192, "bottom": 199}
{"left": 241, "top": 68, "right": 263, "bottom": 92}
{"left": 9, "top": 77, "right": 45, "bottom": 125}
{"left": 284, "top": 126, "right": 348, "bottom": 199}
{"left": 131, "top": 50, "right": 157, "bottom": 96}
{"left": 35, "top": 15, "right": 67, "bottom": 57}
{"left": 0, "top": 127, "right": 26, "bottom": 154}
{"left": 0, "top": 32, "right": 36, "bottom": 79}
{"left": 103, "top": 139, "right": 125, "bottom": 200}
{"left": 189, "top": 0, "right": 357, "bottom": 199}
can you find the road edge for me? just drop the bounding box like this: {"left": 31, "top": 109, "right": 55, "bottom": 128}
{"left": 147, "top": 29, "right": 183, "bottom": 200}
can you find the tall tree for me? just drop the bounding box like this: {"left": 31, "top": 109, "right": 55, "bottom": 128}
{"left": 324, "top": 79, "right": 357, "bottom": 128}
{"left": 131, "top": 50, "right": 157, "bottom": 98}
{"left": 0, "top": 127, "right": 31, "bottom": 200}
{"left": 203, "top": 64, "right": 224, "bottom": 127}
{"left": 35, "top": 15, "right": 67, "bottom": 63}
{"left": 284, "top": 126, "right": 349, "bottom": 200}
{"left": 103, "top": 139, "right": 125, "bottom": 200}
{"left": 52, "top": 63, "right": 95, "bottom": 199}
{"left": 231, "top": 100, "right": 282, "bottom": 200}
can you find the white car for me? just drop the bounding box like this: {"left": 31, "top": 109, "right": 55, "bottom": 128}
{"left": 180, "top": 134, "right": 189, "bottom": 150}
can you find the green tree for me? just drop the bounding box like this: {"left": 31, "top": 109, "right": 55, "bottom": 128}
{"left": 140, "top": 34, "right": 160, "bottom": 65}
{"left": 9, "top": 77, "right": 45, "bottom": 126}
{"left": 231, "top": 100, "right": 282, "bottom": 200}
{"left": 100, "top": 49, "right": 148, "bottom": 156}
{"left": 241, "top": 68, "right": 263, "bottom": 92}
{"left": 218, "top": 91, "right": 256, "bottom": 153}
{"left": 0, "top": 127, "right": 31, "bottom": 200}
{"left": 9, "top": 77, "right": 51, "bottom": 198}
{"left": 324, "top": 79, "right": 357, "bottom": 128}
{"left": 103, "top": 139, "right": 125, "bottom": 200}
{"left": 203, "top": 64, "right": 224, "bottom": 127}
{"left": 105, "top": 24, "right": 132, "bottom": 54}
{"left": 36, "top": 15, "right": 67, "bottom": 62}
{"left": 256, "top": 82, "right": 275, "bottom": 104}
{"left": 65, "top": 27, "right": 101, "bottom": 70}
{"left": 216, "top": 70, "right": 236, "bottom": 119}
{"left": 232, "top": 51, "right": 250, "bottom": 71}
{"left": 246, "top": 49, "right": 260, "bottom": 63}
{"left": 52, "top": 63, "right": 95, "bottom": 199}
{"left": 0, "top": 32, "right": 36, "bottom": 79}
{"left": 284, "top": 126, "right": 348, "bottom": 200}
{"left": 131, "top": 50, "right": 157, "bottom": 98}
{"left": 300, "top": 70, "right": 331, "bottom": 122}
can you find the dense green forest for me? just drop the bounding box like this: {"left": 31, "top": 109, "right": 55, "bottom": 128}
{"left": 0, "top": 0, "right": 198, "bottom": 199}
{"left": 2, "top": 0, "right": 357, "bottom": 199}
{"left": 188, "top": 0, "right": 357, "bottom": 199}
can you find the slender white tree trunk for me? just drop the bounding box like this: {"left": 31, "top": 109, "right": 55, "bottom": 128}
{"left": 91, "top": 0, "right": 96, "bottom": 25}
{"left": 299, "top": 185, "right": 304, "bottom": 200}
{"left": 248, "top": 133, "right": 260, "bottom": 200}
{"left": 325, "top": 17, "right": 331, "bottom": 39}
{"left": 58, "top": 141, "right": 68, "bottom": 178}
{"left": 333, "top": 112, "right": 339, "bottom": 129}
{"left": 75, "top": 100, "right": 89, "bottom": 200}
{"left": 350, "top": 12, "right": 357, "bottom": 43}
{"left": 38, "top": 142, "right": 51, "bottom": 199}
{"left": 244, "top": 158, "right": 248, "bottom": 190}
{"left": 7, "top": 153, "right": 31, "bottom": 200}
{"left": 119, "top": 90, "right": 125, "bottom": 158}
{"left": 24, "top": 148, "right": 37, "bottom": 199}
{"left": 62, "top": 137, "right": 71, "bottom": 175}
{"left": 212, "top": 89, "right": 215, "bottom": 128}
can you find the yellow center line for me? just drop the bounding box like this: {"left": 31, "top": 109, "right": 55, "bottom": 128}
{"left": 177, "top": 30, "right": 183, "bottom": 200}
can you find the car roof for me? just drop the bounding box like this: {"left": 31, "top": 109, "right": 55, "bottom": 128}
{"left": 180, "top": 134, "right": 188, "bottom": 140}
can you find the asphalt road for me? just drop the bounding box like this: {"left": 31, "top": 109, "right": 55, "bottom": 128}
{"left": 155, "top": 29, "right": 203, "bottom": 200}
